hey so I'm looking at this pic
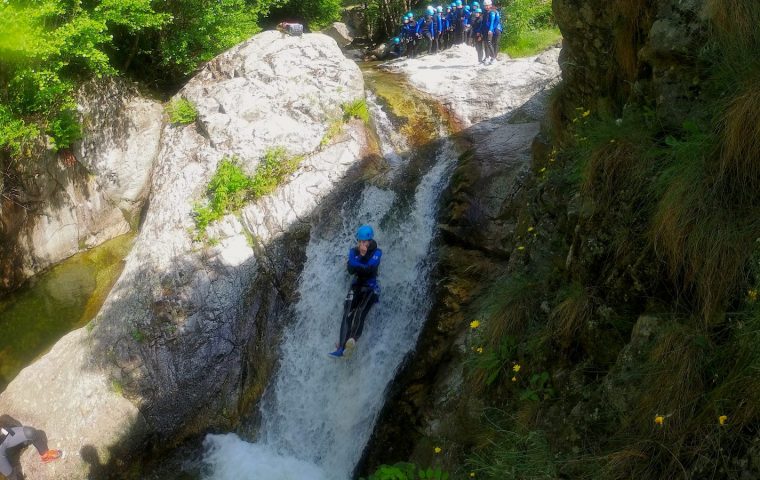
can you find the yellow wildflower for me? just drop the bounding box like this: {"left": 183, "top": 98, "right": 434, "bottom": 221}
{"left": 582, "top": 110, "right": 591, "bottom": 117}
{"left": 654, "top": 415, "right": 664, "bottom": 426}
{"left": 527, "top": 226, "right": 535, "bottom": 233}
{"left": 434, "top": 446, "right": 442, "bottom": 454}
{"left": 539, "top": 167, "right": 546, "bottom": 173}
{"left": 517, "top": 246, "right": 525, "bottom": 251}
{"left": 511, "top": 376, "right": 517, "bottom": 382}
{"left": 470, "top": 320, "right": 480, "bottom": 329}
{"left": 719, "top": 415, "right": 728, "bottom": 425}
{"left": 476, "top": 347, "right": 483, "bottom": 354}
{"left": 513, "top": 364, "right": 521, "bottom": 372}
{"left": 470, "top": 473, "right": 476, "bottom": 478}
{"left": 748, "top": 289, "right": 758, "bottom": 301}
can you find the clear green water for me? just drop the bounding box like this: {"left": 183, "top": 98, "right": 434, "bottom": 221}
{"left": 0, "top": 233, "right": 135, "bottom": 392}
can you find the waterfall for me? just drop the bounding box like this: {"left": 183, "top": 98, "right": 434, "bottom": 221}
{"left": 202, "top": 79, "right": 456, "bottom": 480}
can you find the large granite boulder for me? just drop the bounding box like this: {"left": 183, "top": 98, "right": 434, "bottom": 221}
{"left": 323, "top": 22, "right": 354, "bottom": 48}
{"left": 383, "top": 44, "right": 561, "bottom": 127}
{"left": 0, "top": 31, "right": 367, "bottom": 479}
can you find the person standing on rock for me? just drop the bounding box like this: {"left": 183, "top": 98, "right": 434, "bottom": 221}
{"left": 444, "top": 4, "right": 453, "bottom": 49}
{"left": 470, "top": 8, "right": 486, "bottom": 63}
{"left": 482, "top": 0, "right": 502, "bottom": 64}
{"left": 453, "top": 0, "right": 466, "bottom": 44}
{"left": 0, "top": 415, "right": 61, "bottom": 480}
{"left": 329, "top": 225, "right": 382, "bottom": 358}
{"left": 434, "top": 6, "right": 446, "bottom": 54}
{"left": 416, "top": 7, "right": 437, "bottom": 56}
{"left": 404, "top": 13, "right": 418, "bottom": 57}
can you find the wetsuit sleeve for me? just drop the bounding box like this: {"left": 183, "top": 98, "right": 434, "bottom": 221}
{"left": 487, "top": 11, "right": 497, "bottom": 32}
{"left": 347, "top": 248, "right": 361, "bottom": 275}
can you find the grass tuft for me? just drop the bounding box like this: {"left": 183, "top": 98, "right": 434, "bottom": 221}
{"left": 550, "top": 282, "right": 594, "bottom": 351}
{"left": 503, "top": 27, "right": 562, "bottom": 58}
{"left": 192, "top": 148, "right": 303, "bottom": 238}
{"left": 166, "top": 98, "right": 198, "bottom": 125}
{"left": 342, "top": 98, "right": 370, "bottom": 124}
{"left": 717, "top": 82, "right": 760, "bottom": 193}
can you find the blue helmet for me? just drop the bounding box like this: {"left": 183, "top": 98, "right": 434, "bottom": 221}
{"left": 475, "top": 7, "right": 482, "bottom": 13}
{"left": 393, "top": 37, "right": 400, "bottom": 44}
{"left": 464, "top": 5, "right": 470, "bottom": 11}
{"left": 450, "top": 2, "right": 456, "bottom": 7}
{"left": 456, "top": 0, "right": 462, "bottom": 6}
{"left": 406, "top": 12, "right": 413, "bottom": 18}
{"left": 437, "top": 5, "right": 443, "bottom": 12}
{"left": 426, "top": 5, "right": 435, "bottom": 15}
{"left": 472, "top": 1, "right": 479, "bottom": 6}
{"left": 356, "top": 225, "right": 374, "bottom": 241}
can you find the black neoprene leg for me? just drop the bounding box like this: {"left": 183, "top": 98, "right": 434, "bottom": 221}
{"left": 23, "top": 427, "right": 47, "bottom": 454}
{"left": 351, "top": 290, "right": 377, "bottom": 340}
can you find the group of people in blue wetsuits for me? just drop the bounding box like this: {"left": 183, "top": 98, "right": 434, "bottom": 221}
{"left": 329, "top": 225, "right": 382, "bottom": 358}
{"left": 388, "top": 0, "right": 503, "bottom": 65}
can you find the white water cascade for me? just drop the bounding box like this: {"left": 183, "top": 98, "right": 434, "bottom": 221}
{"left": 202, "top": 80, "right": 456, "bottom": 480}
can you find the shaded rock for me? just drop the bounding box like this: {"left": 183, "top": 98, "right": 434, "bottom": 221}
{"left": 370, "top": 43, "right": 388, "bottom": 60}
{"left": 322, "top": 22, "right": 354, "bottom": 48}
{"left": 0, "top": 330, "right": 147, "bottom": 480}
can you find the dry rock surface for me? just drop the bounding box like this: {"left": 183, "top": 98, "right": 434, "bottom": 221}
{"left": 382, "top": 44, "right": 561, "bottom": 126}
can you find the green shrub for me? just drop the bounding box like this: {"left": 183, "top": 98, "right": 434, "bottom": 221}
{"left": 166, "top": 98, "right": 198, "bottom": 125}
{"left": 0, "top": 105, "right": 40, "bottom": 157}
{"left": 362, "top": 463, "right": 449, "bottom": 480}
{"left": 48, "top": 109, "right": 82, "bottom": 150}
{"left": 249, "top": 147, "right": 303, "bottom": 198}
{"left": 467, "top": 428, "right": 557, "bottom": 480}
{"left": 192, "top": 149, "right": 303, "bottom": 238}
{"left": 499, "top": 0, "right": 559, "bottom": 57}
{"left": 321, "top": 119, "right": 344, "bottom": 147}
{"left": 343, "top": 99, "right": 370, "bottom": 124}
{"left": 501, "top": 27, "right": 562, "bottom": 58}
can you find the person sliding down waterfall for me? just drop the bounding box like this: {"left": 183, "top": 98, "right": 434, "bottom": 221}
{"left": 329, "top": 225, "right": 382, "bottom": 358}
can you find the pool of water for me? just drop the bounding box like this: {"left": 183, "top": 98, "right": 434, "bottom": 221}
{"left": 0, "top": 233, "right": 135, "bottom": 392}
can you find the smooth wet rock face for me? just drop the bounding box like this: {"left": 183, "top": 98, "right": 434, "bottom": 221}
{"left": 0, "top": 31, "right": 366, "bottom": 479}
{"left": 383, "top": 44, "right": 561, "bottom": 127}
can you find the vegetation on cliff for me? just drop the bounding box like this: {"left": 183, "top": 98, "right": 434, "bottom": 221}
{"left": 451, "top": 1, "right": 760, "bottom": 478}
{"left": 499, "top": 0, "right": 559, "bottom": 57}
{"left": 0, "top": 0, "right": 341, "bottom": 163}
{"left": 364, "top": 1, "right": 760, "bottom": 479}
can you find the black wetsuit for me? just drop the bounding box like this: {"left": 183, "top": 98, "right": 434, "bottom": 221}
{"left": 0, "top": 415, "right": 49, "bottom": 480}
{"left": 338, "top": 240, "right": 382, "bottom": 349}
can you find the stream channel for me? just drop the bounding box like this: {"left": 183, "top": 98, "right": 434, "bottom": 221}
{"left": 0, "top": 233, "right": 135, "bottom": 393}
{"left": 197, "top": 65, "right": 463, "bottom": 479}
